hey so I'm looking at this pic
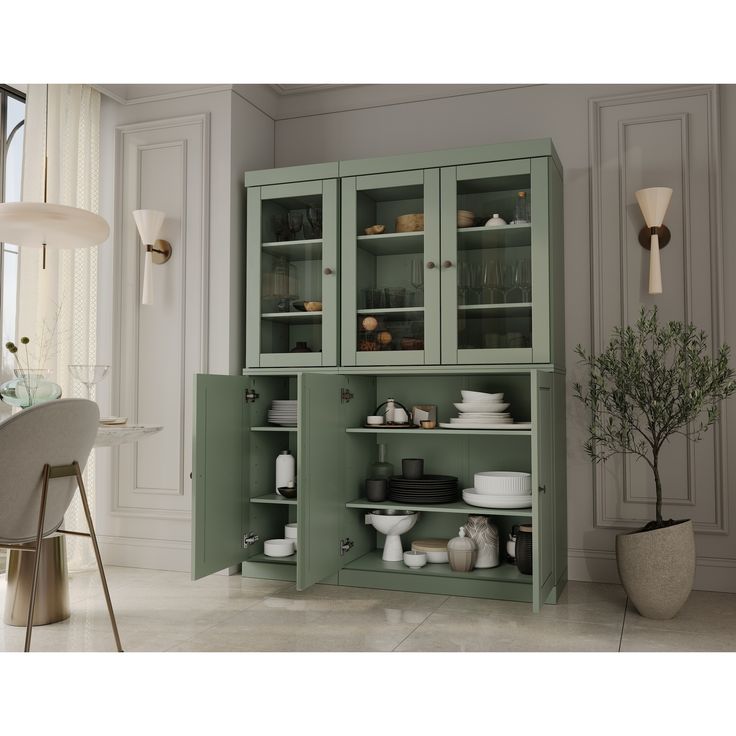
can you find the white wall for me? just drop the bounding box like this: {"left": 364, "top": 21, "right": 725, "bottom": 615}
{"left": 271, "top": 83, "right": 736, "bottom": 591}
{"left": 96, "top": 88, "right": 273, "bottom": 570}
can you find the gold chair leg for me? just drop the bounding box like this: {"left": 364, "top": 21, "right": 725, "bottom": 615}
{"left": 73, "top": 462, "right": 124, "bottom": 652}
{"left": 24, "top": 464, "right": 51, "bottom": 652}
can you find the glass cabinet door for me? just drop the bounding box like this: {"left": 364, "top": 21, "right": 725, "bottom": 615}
{"left": 341, "top": 169, "right": 440, "bottom": 366}
{"left": 440, "top": 158, "right": 550, "bottom": 364}
{"left": 246, "top": 179, "right": 338, "bottom": 368}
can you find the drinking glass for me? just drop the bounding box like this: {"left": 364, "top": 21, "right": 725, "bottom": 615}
{"left": 69, "top": 364, "right": 110, "bottom": 401}
{"left": 520, "top": 257, "right": 532, "bottom": 301}
{"left": 287, "top": 211, "right": 304, "bottom": 241}
{"left": 306, "top": 207, "right": 322, "bottom": 238}
{"left": 410, "top": 257, "right": 424, "bottom": 306}
{"left": 271, "top": 213, "right": 289, "bottom": 241}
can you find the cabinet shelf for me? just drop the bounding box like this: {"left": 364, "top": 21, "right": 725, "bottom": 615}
{"left": 356, "top": 231, "right": 424, "bottom": 256}
{"left": 261, "top": 311, "right": 323, "bottom": 325}
{"left": 346, "top": 497, "right": 532, "bottom": 517}
{"left": 457, "top": 224, "right": 531, "bottom": 250}
{"left": 261, "top": 239, "right": 323, "bottom": 261}
{"left": 251, "top": 426, "right": 298, "bottom": 432}
{"left": 356, "top": 307, "right": 424, "bottom": 315}
{"left": 346, "top": 427, "right": 531, "bottom": 436}
{"left": 458, "top": 303, "right": 532, "bottom": 311}
{"left": 251, "top": 493, "right": 297, "bottom": 506}
{"left": 344, "top": 550, "right": 531, "bottom": 584}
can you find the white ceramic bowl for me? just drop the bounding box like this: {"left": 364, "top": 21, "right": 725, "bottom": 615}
{"left": 462, "top": 489, "right": 533, "bottom": 509}
{"left": 424, "top": 549, "right": 449, "bottom": 563}
{"left": 284, "top": 523, "right": 298, "bottom": 539}
{"left": 366, "top": 415, "right": 385, "bottom": 425}
{"left": 474, "top": 471, "right": 532, "bottom": 495}
{"left": 461, "top": 390, "right": 504, "bottom": 402}
{"left": 454, "top": 401, "right": 510, "bottom": 413}
{"left": 264, "top": 538, "right": 295, "bottom": 557}
{"left": 403, "top": 551, "right": 427, "bottom": 568}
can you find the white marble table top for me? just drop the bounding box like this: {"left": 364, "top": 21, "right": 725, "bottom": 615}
{"left": 94, "top": 424, "right": 163, "bottom": 447}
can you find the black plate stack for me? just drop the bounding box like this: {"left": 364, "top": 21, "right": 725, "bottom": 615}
{"left": 388, "top": 474, "right": 459, "bottom": 504}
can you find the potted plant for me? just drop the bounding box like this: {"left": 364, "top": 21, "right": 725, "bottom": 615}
{"left": 574, "top": 307, "right": 735, "bottom": 619}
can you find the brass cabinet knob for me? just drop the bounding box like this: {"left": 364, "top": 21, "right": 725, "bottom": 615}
{"left": 324, "top": 267, "right": 334, "bottom": 275}
{"left": 426, "top": 261, "right": 436, "bottom": 269}
{"left": 442, "top": 260, "right": 454, "bottom": 269}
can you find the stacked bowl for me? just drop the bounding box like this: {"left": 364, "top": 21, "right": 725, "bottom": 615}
{"left": 462, "top": 471, "right": 532, "bottom": 509}
{"left": 441, "top": 390, "right": 513, "bottom": 429}
{"left": 268, "top": 400, "right": 297, "bottom": 427}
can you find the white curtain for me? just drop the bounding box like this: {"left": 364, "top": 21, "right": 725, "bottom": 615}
{"left": 19, "top": 85, "right": 101, "bottom": 571}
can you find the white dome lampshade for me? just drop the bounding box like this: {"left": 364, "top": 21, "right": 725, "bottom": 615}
{"left": 0, "top": 201, "right": 110, "bottom": 250}
{"left": 635, "top": 187, "right": 673, "bottom": 295}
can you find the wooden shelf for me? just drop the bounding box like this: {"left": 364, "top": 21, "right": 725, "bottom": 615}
{"left": 356, "top": 231, "right": 424, "bottom": 256}
{"left": 356, "top": 307, "right": 424, "bottom": 315}
{"left": 346, "top": 497, "right": 532, "bottom": 517}
{"left": 344, "top": 550, "right": 531, "bottom": 584}
{"left": 457, "top": 224, "right": 531, "bottom": 250}
{"left": 261, "top": 239, "right": 322, "bottom": 261}
{"left": 250, "top": 493, "right": 297, "bottom": 506}
{"left": 248, "top": 553, "right": 296, "bottom": 565}
{"left": 251, "top": 426, "right": 298, "bottom": 432}
{"left": 346, "top": 427, "right": 531, "bottom": 436}
{"left": 261, "top": 311, "right": 322, "bottom": 325}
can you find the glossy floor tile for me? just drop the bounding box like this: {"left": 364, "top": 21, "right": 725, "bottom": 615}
{"left": 2, "top": 567, "right": 736, "bottom": 652}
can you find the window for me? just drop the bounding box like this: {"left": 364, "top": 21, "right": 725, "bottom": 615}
{"left": 0, "top": 84, "right": 25, "bottom": 574}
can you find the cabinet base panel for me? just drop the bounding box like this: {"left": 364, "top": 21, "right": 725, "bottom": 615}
{"left": 242, "top": 561, "right": 297, "bottom": 582}
{"left": 338, "top": 568, "right": 533, "bottom": 603}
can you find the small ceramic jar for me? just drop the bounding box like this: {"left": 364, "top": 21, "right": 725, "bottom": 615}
{"left": 485, "top": 213, "right": 507, "bottom": 227}
{"left": 447, "top": 527, "right": 477, "bottom": 572}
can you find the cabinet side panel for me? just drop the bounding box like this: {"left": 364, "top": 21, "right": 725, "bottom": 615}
{"left": 245, "top": 188, "right": 262, "bottom": 368}
{"left": 340, "top": 177, "right": 358, "bottom": 366}
{"left": 549, "top": 162, "right": 565, "bottom": 368}
{"left": 554, "top": 371, "right": 568, "bottom": 588}
{"left": 531, "top": 157, "right": 550, "bottom": 363}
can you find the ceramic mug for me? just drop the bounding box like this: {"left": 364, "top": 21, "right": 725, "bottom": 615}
{"left": 402, "top": 458, "right": 424, "bottom": 480}
{"left": 365, "top": 478, "right": 388, "bottom": 502}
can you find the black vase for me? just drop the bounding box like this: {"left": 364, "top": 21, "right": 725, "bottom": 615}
{"left": 515, "top": 525, "right": 533, "bottom": 575}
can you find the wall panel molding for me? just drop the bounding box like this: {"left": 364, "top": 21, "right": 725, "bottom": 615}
{"left": 111, "top": 114, "right": 210, "bottom": 522}
{"left": 588, "top": 85, "right": 727, "bottom": 536}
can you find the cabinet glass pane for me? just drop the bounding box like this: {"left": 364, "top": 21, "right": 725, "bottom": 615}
{"left": 260, "top": 193, "right": 324, "bottom": 355}
{"left": 355, "top": 182, "right": 426, "bottom": 353}
{"left": 456, "top": 172, "right": 532, "bottom": 351}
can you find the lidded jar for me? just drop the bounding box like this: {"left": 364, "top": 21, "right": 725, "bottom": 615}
{"left": 447, "top": 527, "right": 477, "bottom": 572}
{"left": 275, "top": 450, "right": 296, "bottom": 495}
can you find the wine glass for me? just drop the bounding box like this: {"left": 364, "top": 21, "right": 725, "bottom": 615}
{"left": 68, "top": 364, "right": 110, "bottom": 401}
{"left": 306, "top": 207, "right": 322, "bottom": 238}
{"left": 287, "top": 211, "right": 304, "bottom": 241}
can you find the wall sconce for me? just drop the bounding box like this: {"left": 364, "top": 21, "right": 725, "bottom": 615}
{"left": 132, "top": 209, "right": 173, "bottom": 305}
{"left": 635, "top": 187, "right": 672, "bottom": 295}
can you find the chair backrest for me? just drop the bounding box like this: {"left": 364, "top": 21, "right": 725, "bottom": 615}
{"left": 0, "top": 399, "right": 99, "bottom": 545}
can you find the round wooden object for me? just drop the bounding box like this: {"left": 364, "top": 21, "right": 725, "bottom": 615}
{"left": 362, "top": 316, "right": 378, "bottom": 331}
{"left": 395, "top": 213, "right": 424, "bottom": 232}
{"left": 377, "top": 330, "right": 393, "bottom": 345}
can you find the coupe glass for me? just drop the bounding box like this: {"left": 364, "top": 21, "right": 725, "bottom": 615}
{"left": 287, "top": 211, "right": 304, "bottom": 241}
{"left": 306, "top": 207, "right": 322, "bottom": 238}
{"left": 69, "top": 364, "right": 110, "bottom": 400}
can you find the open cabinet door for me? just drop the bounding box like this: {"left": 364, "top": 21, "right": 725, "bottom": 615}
{"left": 192, "top": 374, "right": 250, "bottom": 579}
{"left": 296, "top": 373, "right": 347, "bottom": 590}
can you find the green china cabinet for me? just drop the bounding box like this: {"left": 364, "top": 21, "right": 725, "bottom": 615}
{"left": 193, "top": 139, "right": 567, "bottom": 613}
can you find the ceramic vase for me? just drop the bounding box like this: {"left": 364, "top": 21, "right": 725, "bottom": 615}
{"left": 275, "top": 450, "right": 295, "bottom": 494}
{"left": 447, "top": 527, "right": 477, "bottom": 572}
{"left": 464, "top": 515, "right": 499, "bottom": 569}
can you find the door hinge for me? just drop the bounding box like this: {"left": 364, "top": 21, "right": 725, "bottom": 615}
{"left": 243, "top": 531, "right": 259, "bottom": 548}
{"left": 339, "top": 537, "right": 354, "bottom": 556}
{"left": 245, "top": 388, "right": 259, "bottom": 403}
{"left": 341, "top": 388, "right": 354, "bottom": 403}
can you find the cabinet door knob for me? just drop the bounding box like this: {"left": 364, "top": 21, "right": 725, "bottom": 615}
{"left": 426, "top": 261, "right": 436, "bottom": 269}
{"left": 442, "top": 260, "right": 454, "bottom": 269}
{"left": 324, "top": 267, "right": 334, "bottom": 275}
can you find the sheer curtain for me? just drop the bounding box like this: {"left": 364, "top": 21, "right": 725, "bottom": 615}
{"left": 19, "top": 85, "right": 102, "bottom": 570}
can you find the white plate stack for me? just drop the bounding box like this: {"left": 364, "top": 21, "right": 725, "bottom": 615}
{"left": 462, "top": 471, "right": 533, "bottom": 508}
{"left": 267, "top": 400, "right": 298, "bottom": 427}
{"left": 439, "top": 390, "right": 531, "bottom": 430}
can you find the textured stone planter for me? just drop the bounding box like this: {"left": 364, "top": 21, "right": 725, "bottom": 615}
{"left": 616, "top": 519, "right": 695, "bottom": 619}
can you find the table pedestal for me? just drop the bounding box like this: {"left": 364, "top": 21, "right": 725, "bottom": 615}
{"left": 3, "top": 534, "right": 70, "bottom": 626}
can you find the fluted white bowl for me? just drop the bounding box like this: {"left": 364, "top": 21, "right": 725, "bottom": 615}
{"left": 473, "top": 471, "right": 531, "bottom": 495}
{"left": 461, "top": 390, "right": 504, "bottom": 402}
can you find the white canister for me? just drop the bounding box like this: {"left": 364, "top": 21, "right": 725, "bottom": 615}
{"left": 275, "top": 450, "right": 295, "bottom": 495}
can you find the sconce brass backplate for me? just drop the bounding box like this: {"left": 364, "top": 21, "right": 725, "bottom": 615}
{"left": 638, "top": 225, "right": 671, "bottom": 250}
{"left": 151, "top": 239, "right": 173, "bottom": 265}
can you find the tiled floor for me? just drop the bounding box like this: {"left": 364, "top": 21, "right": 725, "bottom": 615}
{"left": 1, "top": 566, "right": 735, "bottom": 652}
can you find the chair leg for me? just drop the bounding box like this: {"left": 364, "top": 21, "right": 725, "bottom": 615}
{"left": 73, "top": 462, "right": 124, "bottom": 652}
{"left": 24, "top": 464, "right": 51, "bottom": 652}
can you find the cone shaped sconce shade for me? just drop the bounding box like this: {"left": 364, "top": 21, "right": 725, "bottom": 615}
{"left": 132, "top": 209, "right": 172, "bottom": 305}
{"left": 635, "top": 187, "right": 673, "bottom": 295}
{"left": 0, "top": 201, "right": 110, "bottom": 249}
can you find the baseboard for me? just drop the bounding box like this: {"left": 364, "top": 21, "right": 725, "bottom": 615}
{"left": 568, "top": 548, "right": 736, "bottom": 593}
{"left": 98, "top": 535, "right": 190, "bottom": 573}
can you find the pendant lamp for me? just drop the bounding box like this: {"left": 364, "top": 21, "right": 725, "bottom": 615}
{"left": 0, "top": 86, "right": 110, "bottom": 268}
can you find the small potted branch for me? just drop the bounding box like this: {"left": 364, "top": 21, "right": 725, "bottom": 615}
{"left": 574, "top": 307, "right": 735, "bottom": 619}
